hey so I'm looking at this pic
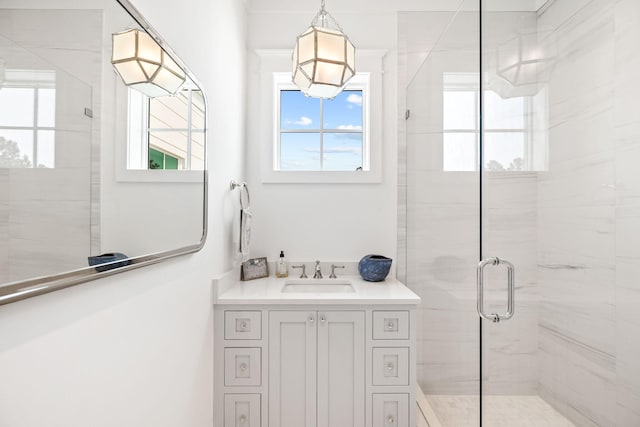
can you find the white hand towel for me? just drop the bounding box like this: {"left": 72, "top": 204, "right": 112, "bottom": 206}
{"left": 240, "top": 208, "right": 252, "bottom": 261}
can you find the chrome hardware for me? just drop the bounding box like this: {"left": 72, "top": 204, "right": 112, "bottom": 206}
{"left": 387, "top": 362, "right": 394, "bottom": 371}
{"left": 477, "top": 257, "right": 515, "bottom": 323}
{"left": 309, "top": 314, "right": 315, "bottom": 324}
{"left": 320, "top": 314, "right": 326, "bottom": 323}
{"left": 240, "top": 321, "right": 247, "bottom": 330}
{"left": 239, "top": 414, "right": 246, "bottom": 423}
{"left": 239, "top": 363, "right": 247, "bottom": 372}
{"left": 329, "top": 264, "right": 345, "bottom": 278}
{"left": 387, "top": 321, "right": 395, "bottom": 330}
{"left": 388, "top": 415, "right": 395, "bottom": 424}
{"left": 313, "top": 260, "right": 323, "bottom": 279}
{"left": 292, "top": 264, "right": 307, "bottom": 278}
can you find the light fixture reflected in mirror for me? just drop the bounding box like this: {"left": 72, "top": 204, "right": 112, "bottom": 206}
{"left": 292, "top": 0, "right": 355, "bottom": 99}
{"left": 111, "top": 28, "right": 185, "bottom": 97}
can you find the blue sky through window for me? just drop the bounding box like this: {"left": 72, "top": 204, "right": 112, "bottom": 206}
{"left": 279, "top": 89, "right": 363, "bottom": 171}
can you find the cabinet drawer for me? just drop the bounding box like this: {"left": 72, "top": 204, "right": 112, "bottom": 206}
{"left": 372, "top": 347, "right": 409, "bottom": 386}
{"left": 372, "top": 394, "right": 409, "bottom": 427}
{"left": 225, "top": 311, "right": 262, "bottom": 340}
{"left": 372, "top": 311, "right": 409, "bottom": 340}
{"left": 224, "top": 394, "right": 260, "bottom": 427}
{"left": 224, "top": 348, "right": 261, "bottom": 386}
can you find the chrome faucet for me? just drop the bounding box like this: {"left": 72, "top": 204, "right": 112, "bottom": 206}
{"left": 313, "top": 260, "right": 323, "bottom": 279}
{"left": 329, "top": 264, "right": 345, "bottom": 278}
{"left": 292, "top": 264, "right": 307, "bottom": 278}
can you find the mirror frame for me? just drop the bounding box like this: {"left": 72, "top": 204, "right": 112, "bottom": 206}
{"left": 0, "top": 0, "right": 208, "bottom": 306}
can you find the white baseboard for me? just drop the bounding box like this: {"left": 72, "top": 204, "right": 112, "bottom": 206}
{"left": 416, "top": 384, "right": 443, "bottom": 427}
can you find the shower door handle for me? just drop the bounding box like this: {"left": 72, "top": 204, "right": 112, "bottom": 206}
{"left": 477, "top": 257, "right": 515, "bottom": 323}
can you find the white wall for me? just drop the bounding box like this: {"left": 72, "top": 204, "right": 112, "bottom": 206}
{"left": 0, "top": 1, "right": 247, "bottom": 426}
{"left": 245, "top": 10, "right": 398, "bottom": 267}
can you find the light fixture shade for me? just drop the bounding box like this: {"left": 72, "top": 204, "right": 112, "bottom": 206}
{"left": 292, "top": 24, "right": 355, "bottom": 99}
{"left": 111, "top": 29, "right": 186, "bottom": 97}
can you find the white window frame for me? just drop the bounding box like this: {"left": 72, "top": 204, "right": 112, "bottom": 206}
{"left": 273, "top": 73, "right": 370, "bottom": 172}
{"left": 258, "top": 49, "right": 384, "bottom": 184}
{"left": 115, "top": 83, "right": 204, "bottom": 183}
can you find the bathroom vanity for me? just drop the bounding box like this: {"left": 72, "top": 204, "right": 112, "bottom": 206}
{"left": 213, "top": 274, "right": 420, "bottom": 427}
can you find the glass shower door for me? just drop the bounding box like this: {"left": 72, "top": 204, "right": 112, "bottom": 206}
{"left": 403, "top": 1, "right": 481, "bottom": 425}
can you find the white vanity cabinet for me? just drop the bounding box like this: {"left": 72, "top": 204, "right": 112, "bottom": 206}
{"left": 269, "top": 310, "right": 365, "bottom": 427}
{"left": 213, "top": 273, "right": 420, "bottom": 427}
{"left": 214, "top": 305, "right": 416, "bottom": 427}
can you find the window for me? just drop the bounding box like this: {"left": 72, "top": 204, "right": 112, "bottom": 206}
{"left": 274, "top": 73, "right": 369, "bottom": 172}
{"left": 127, "top": 86, "right": 205, "bottom": 171}
{"left": 443, "top": 72, "right": 536, "bottom": 172}
{"left": 0, "top": 70, "right": 56, "bottom": 168}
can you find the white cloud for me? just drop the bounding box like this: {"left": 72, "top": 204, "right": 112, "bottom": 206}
{"left": 337, "top": 124, "right": 362, "bottom": 130}
{"left": 293, "top": 116, "right": 312, "bottom": 126}
{"left": 346, "top": 93, "right": 362, "bottom": 106}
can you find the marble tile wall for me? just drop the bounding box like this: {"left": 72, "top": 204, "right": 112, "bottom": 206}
{"left": 535, "top": 0, "right": 635, "bottom": 425}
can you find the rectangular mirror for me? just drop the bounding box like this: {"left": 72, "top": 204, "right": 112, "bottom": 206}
{"left": 0, "top": 0, "right": 207, "bottom": 305}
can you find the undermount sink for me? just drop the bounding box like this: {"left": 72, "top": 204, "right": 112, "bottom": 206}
{"left": 281, "top": 279, "right": 355, "bottom": 293}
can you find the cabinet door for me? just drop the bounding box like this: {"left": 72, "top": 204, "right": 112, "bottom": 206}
{"left": 317, "top": 311, "right": 365, "bottom": 427}
{"left": 269, "top": 311, "right": 317, "bottom": 427}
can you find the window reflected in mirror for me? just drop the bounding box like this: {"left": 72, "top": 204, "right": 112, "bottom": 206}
{"left": 127, "top": 84, "right": 205, "bottom": 171}
{"left": 0, "top": 69, "right": 56, "bottom": 168}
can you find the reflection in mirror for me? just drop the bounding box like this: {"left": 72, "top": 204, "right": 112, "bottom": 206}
{"left": 0, "top": 1, "right": 207, "bottom": 305}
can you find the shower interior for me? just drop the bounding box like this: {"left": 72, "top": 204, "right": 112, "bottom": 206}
{"left": 400, "top": 0, "right": 640, "bottom": 426}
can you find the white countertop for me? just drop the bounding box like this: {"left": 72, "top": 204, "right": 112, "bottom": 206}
{"left": 214, "top": 275, "right": 421, "bottom": 306}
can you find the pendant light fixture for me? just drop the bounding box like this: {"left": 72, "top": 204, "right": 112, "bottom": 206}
{"left": 111, "top": 29, "right": 186, "bottom": 98}
{"left": 292, "top": 0, "right": 355, "bottom": 99}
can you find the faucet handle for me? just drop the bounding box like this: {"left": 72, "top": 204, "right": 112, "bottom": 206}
{"left": 292, "top": 264, "right": 307, "bottom": 278}
{"left": 329, "top": 264, "right": 345, "bottom": 279}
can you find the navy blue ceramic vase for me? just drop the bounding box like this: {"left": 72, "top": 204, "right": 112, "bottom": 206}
{"left": 358, "top": 254, "right": 392, "bottom": 282}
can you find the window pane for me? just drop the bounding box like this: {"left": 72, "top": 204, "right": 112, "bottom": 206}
{"left": 149, "top": 131, "right": 188, "bottom": 169}
{"left": 323, "top": 133, "right": 363, "bottom": 171}
{"left": 280, "top": 90, "right": 320, "bottom": 130}
{"left": 323, "top": 90, "right": 363, "bottom": 130}
{"left": 484, "top": 91, "right": 525, "bottom": 130}
{"left": 149, "top": 92, "right": 189, "bottom": 129}
{"left": 37, "top": 88, "right": 56, "bottom": 127}
{"left": 36, "top": 130, "right": 55, "bottom": 168}
{"left": 0, "top": 130, "right": 34, "bottom": 167}
{"left": 0, "top": 88, "right": 35, "bottom": 127}
{"left": 280, "top": 133, "right": 320, "bottom": 170}
{"left": 484, "top": 132, "right": 525, "bottom": 171}
{"left": 190, "top": 131, "right": 205, "bottom": 170}
{"left": 443, "top": 133, "right": 476, "bottom": 171}
{"left": 443, "top": 91, "right": 476, "bottom": 130}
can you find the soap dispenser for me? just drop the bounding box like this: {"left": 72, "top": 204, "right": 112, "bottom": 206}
{"left": 276, "top": 250, "right": 288, "bottom": 278}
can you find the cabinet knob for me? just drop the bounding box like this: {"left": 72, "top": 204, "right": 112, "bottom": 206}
{"left": 388, "top": 415, "right": 394, "bottom": 424}
{"left": 309, "top": 315, "right": 315, "bottom": 324}
{"left": 239, "top": 414, "right": 246, "bottom": 423}
{"left": 387, "top": 362, "right": 394, "bottom": 371}
{"left": 387, "top": 321, "right": 394, "bottom": 330}
{"left": 240, "top": 321, "right": 247, "bottom": 330}
{"left": 239, "top": 363, "right": 247, "bottom": 372}
{"left": 320, "top": 314, "right": 326, "bottom": 323}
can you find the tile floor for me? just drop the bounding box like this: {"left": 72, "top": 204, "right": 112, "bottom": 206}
{"left": 425, "top": 395, "right": 575, "bottom": 427}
